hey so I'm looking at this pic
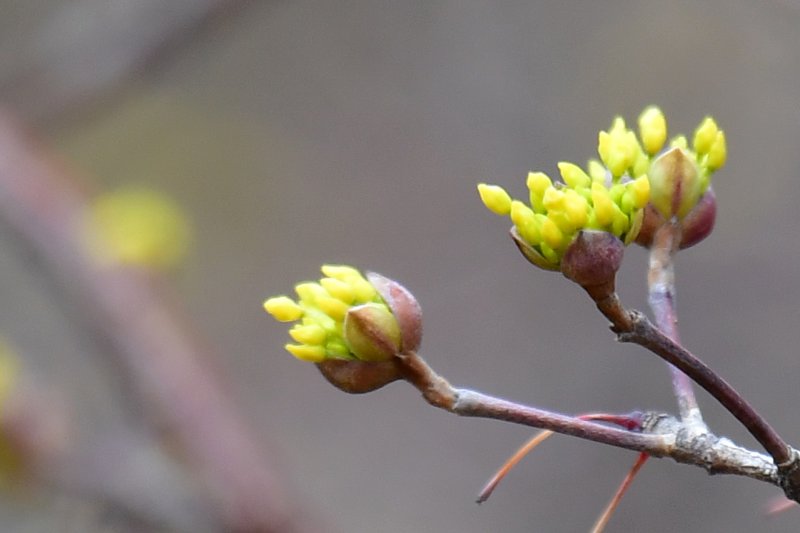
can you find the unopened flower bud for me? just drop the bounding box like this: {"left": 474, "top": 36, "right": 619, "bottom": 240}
{"left": 344, "top": 303, "right": 402, "bottom": 362}
{"left": 692, "top": 117, "right": 719, "bottom": 155}
{"left": 265, "top": 265, "right": 423, "bottom": 393}
{"left": 367, "top": 272, "right": 423, "bottom": 353}
{"left": 477, "top": 184, "right": 512, "bottom": 216}
{"left": 635, "top": 187, "right": 717, "bottom": 250}
{"left": 481, "top": 108, "right": 723, "bottom": 265}
{"left": 638, "top": 106, "right": 667, "bottom": 156}
{"left": 678, "top": 187, "right": 717, "bottom": 250}
{"left": 560, "top": 230, "right": 624, "bottom": 298}
{"left": 705, "top": 131, "right": 727, "bottom": 171}
{"left": 648, "top": 147, "right": 702, "bottom": 220}
{"left": 316, "top": 359, "right": 403, "bottom": 394}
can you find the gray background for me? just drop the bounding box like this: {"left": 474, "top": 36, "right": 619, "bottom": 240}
{"left": 2, "top": 1, "right": 800, "bottom": 531}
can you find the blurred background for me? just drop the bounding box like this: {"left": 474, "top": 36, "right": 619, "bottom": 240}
{"left": 1, "top": 1, "right": 800, "bottom": 531}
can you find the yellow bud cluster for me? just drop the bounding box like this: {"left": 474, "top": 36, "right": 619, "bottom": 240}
{"left": 479, "top": 168, "right": 648, "bottom": 268}
{"left": 263, "top": 265, "right": 385, "bottom": 362}
{"left": 479, "top": 107, "right": 726, "bottom": 266}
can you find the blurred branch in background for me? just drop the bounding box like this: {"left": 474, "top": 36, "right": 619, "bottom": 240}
{"left": 0, "top": 0, "right": 248, "bottom": 126}
{"left": 0, "top": 2, "right": 320, "bottom": 531}
{"left": 0, "top": 112, "right": 314, "bottom": 531}
{"left": 0, "top": 341, "right": 218, "bottom": 531}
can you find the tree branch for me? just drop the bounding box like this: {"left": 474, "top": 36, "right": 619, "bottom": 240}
{"left": 396, "top": 351, "right": 783, "bottom": 491}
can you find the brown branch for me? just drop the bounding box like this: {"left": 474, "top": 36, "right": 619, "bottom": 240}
{"left": 580, "top": 284, "right": 800, "bottom": 501}
{"left": 397, "top": 351, "right": 782, "bottom": 490}
{"left": 0, "top": 111, "right": 315, "bottom": 532}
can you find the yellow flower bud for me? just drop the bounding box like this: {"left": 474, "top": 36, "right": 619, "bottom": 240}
{"left": 693, "top": 117, "right": 719, "bottom": 155}
{"left": 597, "top": 131, "right": 612, "bottom": 167}
{"left": 611, "top": 205, "right": 630, "bottom": 236}
{"left": 591, "top": 183, "right": 614, "bottom": 226}
{"left": 349, "top": 280, "right": 374, "bottom": 303}
{"left": 319, "top": 277, "right": 356, "bottom": 304}
{"left": 557, "top": 162, "right": 591, "bottom": 189}
{"left": 302, "top": 307, "right": 337, "bottom": 332}
{"left": 587, "top": 159, "right": 608, "bottom": 183}
{"left": 294, "top": 282, "right": 324, "bottom": 303}
{"left": 316, "top": 295, "right": 350, "bottom": 322}
{"left": 638, "top": 106, "right": 667, "bottom": 155}
{"left": 629, "top": 175, "right": 650, "bottom": 209}
{"left": 563, "top": 189, "right": 588, "bottom": 228}
{"left": 321, "top": 264, "right": 363, "bottom": 282}
{"left": 477, "top": 183, "right": 513, "bottom": 216}
{"left": 285, "top": 343, "right": 327, "bottom": 362}
{"left": 289, "top": 324, "right": 327, "bottom": 346}
{"left": 541, "top": 216, "right": 564, "bottom": 249}
{"left": 526, "top": 172, "right": 552, "bottom": 211}
{"left": 510, "top": 201, "right": 540, "bottom": 245}
{"left": 706, "top": 130, "right": 727, "bottom": 171}
{"left": 263, "top": 296, "right": 304, "bottom": 322}
{"left": 632, "top": 149, "right": 650, "bottom": 178}
{"left": 542, "top": 187, "right": 566, "bottom": 212}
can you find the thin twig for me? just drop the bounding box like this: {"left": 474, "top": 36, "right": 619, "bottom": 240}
{"left": 618, "top": 313, "right": 792, "bottom": 465}
{"left": 581, "top": 278, "right": 798, "bottom": 488}
{"left": 397, "top": 351, "right": 783, "bottom": 491}
{"left": 647, "top": 222, "right": 703, "bottom": 426}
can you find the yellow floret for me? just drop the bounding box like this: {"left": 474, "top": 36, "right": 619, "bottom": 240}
{"left": 629, "top": 175, "right": 651, "bottom": 209}
{"left": 319, "top": 277, "right": 356, "bottom": 304}
{"left": 693, "top": 117, "right": 719, "bottom": 155}
{"left": 321, "top": 264, "right": 363, "bottom": 282}
{"left": 638, "top": 106, "right": 667, "bottom": 155}
{"left": 611, "top": 205, "right": 630, "bottom": 236}
{"left": 316, "top": 295, "right": 350, "bottom": 322}
{"left": 587, "top": 159, "right": 608, "bottom": 183}
{"left": 591, "top": 183, "right": 614, "bottom": 226}
{"left": 706, "top": 130, "right": 727, "bottom": 171}
{"left": 563, "top": 189, "right": 588, "bottom": 227}
{"left": 526, "top": 172, "right": 552, "bottom": 211}
{"left": 541, "top": 216, "right": 564, "bottom": 249}
{"left": 542, "top": 187, "right": 566, "bottom": 212}
{"left": 477, "top": 183, "right": 513, "bottom": 216}
{"left": 295, "top": 282, "right": 328, "bottom": 304}
{"left": 289, "top": 324, "right": 327, "bottom": 346}
{"left": 351, "top": 278, "right": 378, "bottom": 302}
{"left": 557, "top": 162, "right": 591, "bottom": 189}
{"left": 510, "top": 201, "right": 540, "bottom": 245}
{"left": 264, "top": 296, "right": 304, "bottom": 322}
{"left": 285, "top": 343, "right": 327, "bottom": 362}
